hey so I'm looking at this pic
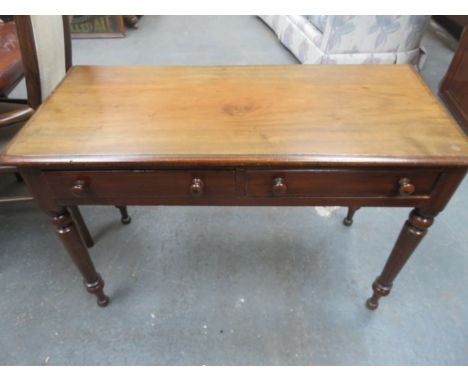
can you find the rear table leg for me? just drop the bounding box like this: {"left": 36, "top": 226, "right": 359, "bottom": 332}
{"left": 68, "top": 206, "right": 94, "bottom": 248}
{"left": 116, "top": 205, "right": 131, "bottom": 225}
{"left": 343, "top": 207, "right": 360, "bottom": 226}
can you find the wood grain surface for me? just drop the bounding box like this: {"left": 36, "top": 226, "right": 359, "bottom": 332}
{"left": 3, "top": 65, "right": 468, "bottom": 167}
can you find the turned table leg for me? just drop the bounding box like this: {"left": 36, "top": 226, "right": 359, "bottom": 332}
{"left": 366, "top": 208, "right": 433, "bottom": 310}
{"left": 343, "top": 207, "right": 360, "bottom": 226}
{"left": 68, "top": 206, "right": 94, "bottom": 248}
{"left": 50, "top": 208, "right": 109, "bottom": 307}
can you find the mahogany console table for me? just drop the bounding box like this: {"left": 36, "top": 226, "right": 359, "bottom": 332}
{"left": 2, "top": 65, "right": 468, "bottom": 310}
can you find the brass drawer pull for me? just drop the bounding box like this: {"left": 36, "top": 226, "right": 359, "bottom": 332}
{"left": 71, "top": 179, "right": 89, "bottom": 195}
{"left": 272, "top": 177, "right": 287, "bottom": 196}
{"left": 190, "top": 178, "right": 204, "bottom": 197}
{"left": 398, "top": 178, "right": 415, "bottom": 196}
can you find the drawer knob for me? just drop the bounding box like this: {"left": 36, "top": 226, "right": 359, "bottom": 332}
{"left": 71, "top": 179, "right": 89, "bottom": 195}
{"left": 272, "top": 177, "right": 287, "bottom": 196}
{"left": 190, "top": 178, "right": 204, "bottom": 197}
{"left": 398, "top": 178, "right": 415, "bottom": 196}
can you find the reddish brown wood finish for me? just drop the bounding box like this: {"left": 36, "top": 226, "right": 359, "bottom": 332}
{"left": 398, "top": 177, "right": 416, "bottom": 196}
{"left": 3, "top": 66, "right": 468, "bottom": 168}
{"left": 272, "top": 177, "right": 287, "bottom": 196}
{"left": 440, "top": 27, "right": 468, "bottom": 135}
{"left": 49, "top": 208, "right": 109, "bottom": 306}
{"left": 17, "top": 165, "right": 466, "bottom": 309}
{"left": 0, "top": 22, "right": 23, "bottom": 96}
{"left": 68, "top": 205, "right": 94, "bottom": 248}
{"left": 14, "top": 16, "right": 41, "bottom": 109}
{"left": 0, "top": 16, "right": 70, "bottom": 206}
{"left": 43, "top": 170, "right": 238, "bottom": 200}
{"left": 3, "top": 65, "right": 468, "bottom": 309}
{"left": 62, "top": 16, "right": 72, "bottom": 71}
{"left": 246, "top": 169, "right": 440, "bottom": 198}
{"left": 367, "top": 208, "right": 434, "bottom": 309}
{"left": 366, "top": 168, "right": 466, "bottom": 308}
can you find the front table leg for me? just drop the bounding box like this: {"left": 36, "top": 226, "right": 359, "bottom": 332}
{"left": 50, "top": 208, "right": 110, "bottom": 307}
{"left": 366, "top": 208, "right": 434, "bottom": 310}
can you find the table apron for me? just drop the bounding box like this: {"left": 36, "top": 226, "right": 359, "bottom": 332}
{"left": 34, "top": 167, "right": 448, "bottom": 208}
{"left": 50, "top": 195, "right": 431, "bottom": 207}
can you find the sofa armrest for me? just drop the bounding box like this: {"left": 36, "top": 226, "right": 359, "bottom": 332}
{"left": 320, "top": 16, "right": 428, "bottom": 55}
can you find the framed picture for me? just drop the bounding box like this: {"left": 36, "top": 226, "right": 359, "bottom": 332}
{"left": 70, "top": 16, "right": 125, "bottom": 39}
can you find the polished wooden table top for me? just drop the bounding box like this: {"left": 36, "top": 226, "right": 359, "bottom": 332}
{"left": 3, "top": 65, "right": 468, "bottom": 167}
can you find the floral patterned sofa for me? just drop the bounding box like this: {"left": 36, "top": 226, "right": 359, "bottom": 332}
{"left": 259, "top": 16, "right": 429, "bottom": 67}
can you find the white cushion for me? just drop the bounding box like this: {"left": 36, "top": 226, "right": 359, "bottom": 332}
{"left": 30, "top": 16, "right": 66, "bottom": 101}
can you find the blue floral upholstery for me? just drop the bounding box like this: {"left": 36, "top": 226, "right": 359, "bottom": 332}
{"left": 260, "top": 15, "right": 429, "bottom": 67}
{"left": 305, "top": 15, "right": 329, "bottom": 32}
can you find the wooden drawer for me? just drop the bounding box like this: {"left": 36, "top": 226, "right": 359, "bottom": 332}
{"left": 246, "top": 170, "right": 441, "bottom": 198}
{"left": 43, "top": 170, "right": 237, "bottom": 200}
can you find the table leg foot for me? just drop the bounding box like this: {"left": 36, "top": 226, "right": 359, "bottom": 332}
{"left": 343, "top": 217, "right": 353, "bottom": 226}
{"left": 365, "top": 298, "right": 378, "bottom": 310}
{"left": 116, "top": 205, "right": 131, "bottom": 225}
{"left": 84, "top": 274, "right": 110, "bottom": 307}
{"left": 366, "top": 278, "right": 392, "bottom": 310}
{"left": 366, "top": 208, "right": 433, "bottom": 310}
{"left": 343, "top": 207, "right": 360, "bottom": 227}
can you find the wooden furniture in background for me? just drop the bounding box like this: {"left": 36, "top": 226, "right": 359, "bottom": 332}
{"left": 0, "top": 22, "right": 23, "bottom": 97}
{"left": 0, "top": 101, "right": 34, "bottom": 203}
{"left": 0, "top": 16, "right": 129, "bottom": 218}
{"left": 123, "top": 16, "right": 142, "bottom": 29}
{"left": 0, "top": 20, "right": 32, "bottom": 203}
{"left": 14, "top": 16, "right": 72, "bottom": 110}
{"left": 2, "top": 65, "right": 467, "bottom": 310}
{"left": 0, "top": 16, "right": 70, "bottom": 205}
{"left": 0, "top": 102, "right": 33, "bottom": 127}
{"left": 70, "top": 16, "right": 125, "bottom": 39}
{"left": 440, "top": 27, "right": 468, "bottom": 135}
{"left": 433, "top": 16, "right": 468, "bottom": 40}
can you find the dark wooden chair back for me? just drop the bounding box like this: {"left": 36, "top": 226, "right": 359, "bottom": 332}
{"left": 14, "top": 16, "right": 72, "bottom": 109}
{"left": 1, "top": 16, "right": 71, "bottom": 203}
